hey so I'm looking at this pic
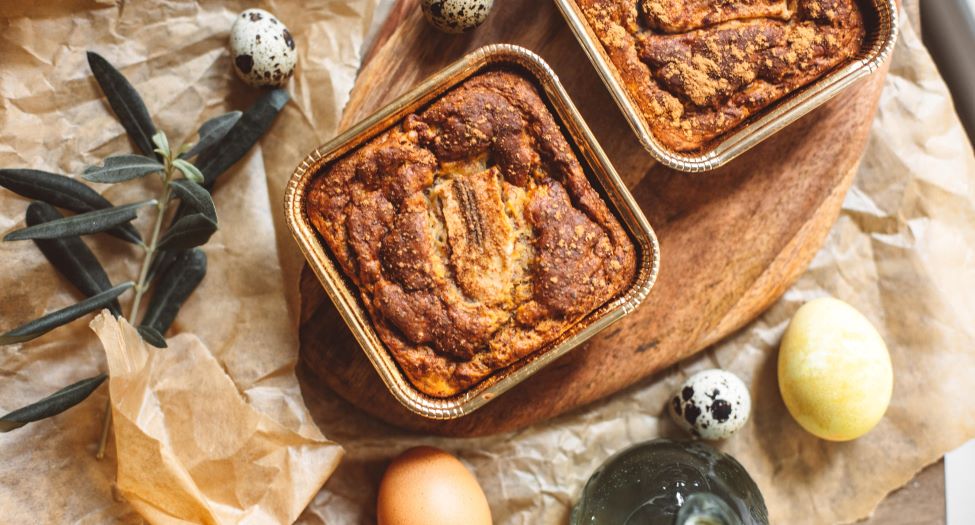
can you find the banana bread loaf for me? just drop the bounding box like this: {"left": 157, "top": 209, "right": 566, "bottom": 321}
{"left": 577, "top": 0, "right": 865, "bottom": 151}
{"left": 306, "top": 70, "right": 637, "bottom": 397}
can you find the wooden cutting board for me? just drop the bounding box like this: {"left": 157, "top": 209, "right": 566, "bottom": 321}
{"left": 298, "top": 0, "right": 888, "bottom": 436}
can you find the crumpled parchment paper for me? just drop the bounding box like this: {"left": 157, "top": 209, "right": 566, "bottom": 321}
{"left": 1, "top": 1, "right": 973, "bottom": 525}
{"left": 91, "top": 312, "right": 342, "bottom": 524}
{"left": 295, "top": 12, "right": 975, "bottom": 525}
{"left": 0, "top": 1, "right": 377, "bottom": 523}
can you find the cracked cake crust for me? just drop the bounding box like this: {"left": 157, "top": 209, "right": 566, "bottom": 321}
{"left": 577, "top": 0, "right": 865, "bottom": 151}
{"left": 306, "top": 70, "right": 637, "bottom": 397}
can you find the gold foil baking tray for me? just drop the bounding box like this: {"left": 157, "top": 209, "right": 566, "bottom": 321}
{"left": 554, "top": 0, "right": 899, "bottom": 172}
{"left": 285, "top": 44, "right": 661, "bottom": 420}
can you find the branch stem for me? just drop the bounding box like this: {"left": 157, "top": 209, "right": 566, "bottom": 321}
{"left": 130, "top": 165, "right": 174, "bottom": 317}
{"left": 95, "top": 156, "right": 176, "bottom": 460}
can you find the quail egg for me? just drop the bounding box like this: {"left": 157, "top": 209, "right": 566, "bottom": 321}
{"left": 670, "top": 369, "right": 751, "bottom": 440}
{"left": 420, "top": 0, "right": 494, "bottom": 34}
{"left": 229, "top": 9, "right": 296, "bottom": 88}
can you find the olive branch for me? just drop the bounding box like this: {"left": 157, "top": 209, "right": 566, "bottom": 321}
{"left": 0, "top": 51, "right": 288, "bottom": 456}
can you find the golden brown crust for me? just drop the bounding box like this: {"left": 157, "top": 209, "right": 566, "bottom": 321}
{"left": 306, "top": 70, "right": 637, "bottom": 397}
{"left": 577, "top": 0, "right": 865, "bottom": 151}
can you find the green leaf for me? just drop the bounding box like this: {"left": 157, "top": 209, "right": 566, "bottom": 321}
{"left": 156, "top": 213, "right": 217, "bottom": 251}
{"left": 181, "top": 111, "right": 242, "bottom": 159}
{"left": 87, "top": 51, "right": 158, "bottom": 158}
{"left": 83, "top": 155, "right": 164, "bottom": 183}
{"left": 172, "top": 158, "right": 204, "bottom": 184}
{"left": 1, "top": 168, "right": 119, "bottom": 213}
{"left": 4, "top": 199, "right": 155, "bottom": 241}
{"left": 146, "top": 247, "right": 179, "bottom": 284}
{"left": 0, "top": 282, "right": 133, "bottom": 345}
{"left": 170, "top": 179, "right": 216, "bottom": 220}
{"left": 196, "top": 89, "right": 289, "bottom": 187}
{"left": 142, "top": 249, "right": 206, "bottom": 334}
{"left": 0, "top": 374, "right": 107, "bottom": 432}
{"left": 26, "top": 202, "right": 121, "bottom": 316}
{"left": 152, "top": 131, "right": 170, "bottom": 158}
{"left": 136, "top": 325, "right": 168, "bottom": 348}
{"left": 0, "top": 169, "right": 141, "bottom": 243}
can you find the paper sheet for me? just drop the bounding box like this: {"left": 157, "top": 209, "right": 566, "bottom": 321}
{"left": 1, "top": 2, "right": 974, "bottom": 525}
{"left": 91, "top": 312, "right": 342, "bottom": 525}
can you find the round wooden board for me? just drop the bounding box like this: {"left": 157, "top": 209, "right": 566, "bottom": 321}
{"left": 298, "top": 0, "right": 889, "bottom": 436}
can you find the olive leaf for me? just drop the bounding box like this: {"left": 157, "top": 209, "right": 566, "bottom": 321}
{"left": 196, "top": 89, "right": 289, "bottom": 187}
{"left": 83, "top": 155, "right": 164, "bottom": 183}
{"left": 170, "top": 179, "right": 216, "bottom": 220}
{"left": 136, "top": 325, "right": 167, "bottom": 348}
{"left": 145, "top": 248, "right": 179, "bottom": 284}
{"left": 181, "top": 111, "right": 242, "bottom": 159}
{"left": 141, "top": 249, "right": 206, "bottom": 335}
{"left": 0, "top": 374, "right": 107, "bottom": 432}
{"left": 26, "top": 202, "right": 121, "bottom": 316}
{"left": 0, "top": 169, "right": 141, "bottom": 243}
{"left": 172, "top": 158, "right": 204, "bottom": 184}
{"left": 87, "top": 51, "right": 158, "bottom": 158}
{"left": 151, "top": 131, "right": 170, "bottom": 159}
{"left": 0, "top": 282, "right": 133, "bottom": 345}
{"left": 156, "top": 213, "right": 217, "bottom": 251}
{"left": 176, "top": 143, "right": 192, "bottom": 156}
{"left": 157, "top": 175, "right": 216, "bottom": 264}
{"left": 4, "top": 199, "right": 155, "bottom": 241}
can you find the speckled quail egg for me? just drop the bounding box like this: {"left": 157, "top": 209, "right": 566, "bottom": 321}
{"left": 670, "top": 369, "right": 751, "bottom": 440}
{"left": 420, "top": 0, "right": 494, "bottom": 34}
{"left": 229, "top": 9, "right": 296, "bottom": 88}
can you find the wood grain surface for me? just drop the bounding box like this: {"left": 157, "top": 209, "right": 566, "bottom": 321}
{"left": 298, "top": 0, "right": 889, "bottom": 436}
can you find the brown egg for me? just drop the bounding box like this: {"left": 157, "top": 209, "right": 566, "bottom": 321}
{"left": 377, "top": 446, "right": 492, "bottom": 525}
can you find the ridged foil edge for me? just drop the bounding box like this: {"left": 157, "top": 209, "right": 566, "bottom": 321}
{"left": 554, "top": 0, "right": 899, "bottom": 172}
{"left": 284, "top": 44, "right": 661, "bottom": 420}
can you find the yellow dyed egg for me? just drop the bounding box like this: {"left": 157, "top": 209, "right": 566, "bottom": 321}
{"left": 377, "top": 446, "right": 492, "bottom": 525}
{"left": 778, "top": 297, "right": 893, "bottom": 441}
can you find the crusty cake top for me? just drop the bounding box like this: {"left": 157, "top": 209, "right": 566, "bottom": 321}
{"left": 577, "top": 0, "right": 865, "bottom": 151}
{"left": 306, "top": 70, "right": 637, "bottom": 397}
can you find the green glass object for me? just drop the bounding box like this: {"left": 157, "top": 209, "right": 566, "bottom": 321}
{"left": 571, "top": 439, "right": 768, "bottom": 525}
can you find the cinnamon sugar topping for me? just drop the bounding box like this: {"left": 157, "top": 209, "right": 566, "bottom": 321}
{"left": 578, "top": 0, "right": 865, "bottom": 151}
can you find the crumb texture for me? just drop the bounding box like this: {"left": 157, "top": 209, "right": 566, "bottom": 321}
{"left": 577, "top": 0, "right": 865, "bottom": 151}
{"left": 306, "top": 70, "right": 636, "bottom": 397}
